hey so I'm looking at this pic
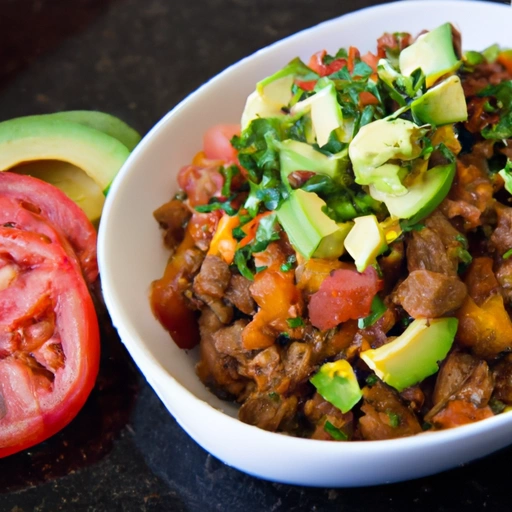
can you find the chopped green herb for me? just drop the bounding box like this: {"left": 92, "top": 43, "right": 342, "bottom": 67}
{"left": 280, "top": 254, "right": 297, "bottom": 272}
{"left": 234, "top": 247, "right": 254, "bottom": 281}
{"left": 268, "top": 391, "right": 281, "bottom": 402}
{"left": 358, "top": 295, "right": 387, "bottom": 329}
{"left": 195, "top": 196, "right": 237, "bottom": 216}
{"left": 454, "top": 234, "right": 468, "bottom": 249}
{"left": 421, "top": 422, "right": 433, "bottom": 431}
{"left": 255, "top": 265, "right": 268, "bottom": 273}
{"left": 365, "top": 374, "right": 379, "bottom": 386}
{"left": 287, "top": 317, "right": 304, "bottom": 328}
{"left": 503, "top": 248, "right": 512, "bottom": 260}
{"left": 232, "top": 226, "right": 246, "bottom": 240}
{"left": 387, "top": 411, "right": 401, "bottom": 428}
{"left": 400, "top": 220, "right": 425, "bottom": 233}
{"left": 489, "top": 397, "right": 506, "bottom": 415}
{"left": 220, "top": 164, "right": 240, "bottom": 197}
{"left": 324, "top": 421, "right": 348, "bottom": 441}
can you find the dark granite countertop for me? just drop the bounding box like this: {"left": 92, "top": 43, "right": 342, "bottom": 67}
{"left": 1, "top": 0, "right": 511, "bottom": 510}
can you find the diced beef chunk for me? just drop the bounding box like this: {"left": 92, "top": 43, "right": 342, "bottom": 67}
{"left": 238, "top": 394, "right": 298, "bottom": 432}
{"left": 464, "top": 257, "right": 500, "bottom": 305}
{"left": 193, "top": 255, "right": 233, "bottom": 323}
{"left": 153, "top": 199, "right": 191, "bottom": 252}
{"left": 495, "top": 257, "right": 512, "bottom": 303}
{"left": 426, "top": 350, "right": 494, "bottom": 428}
{"left": 393, "top": 269, "right": 467, "bottom": 318}
{"left": 304, "top": 393, "right": 354, "bottom": 441}
{"left": 224, "top": 274, "right": 256, "bottom": 315}
{"left": 358, "top": 381, "right": 422, "bottom": 440}
{"left": 492, "top": 354, "right": 512, "bottom": 405}
{"left": 196, "top": 308, "right": 250, "bottom": 399}
{"left": 491, "top": 204, "right": 512, "bottom": 256}
{"left": 406, "top": 228, "right": 457, "bottom": 276}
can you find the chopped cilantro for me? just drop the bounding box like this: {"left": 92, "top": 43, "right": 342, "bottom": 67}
{"left": 387, "top": 411, "right": 401, "bottom": 428}
{"left": 503, "top": 248, "right": 512, "bottom": 260}
{"left": 268, "top": 392, "right": 281, "bottom": 402}
{"left": 324, "top": 421, "right": 348, "bottom": 441}
{"left": 454, "top": 234, "right": 468, "bottom": 249}
{"left": 255, "top": 265, "right": 268, "bottom": 273}
{"left": 489, "top": 397, "right": 506, "bottom": 415}
{"left": 365, "top": 374, "right": 379, "bottom": 386}
{"left": 195, "top": 196, "right": 237, "bottom": 216}
{"left": 280, "top": 254, "right": 297, "bottom": 272}
{"left": 287, "top": 317, "right": 304, "bottom": 328}
{"left": 358, "top": 295, "right": 387, "bottom": 329}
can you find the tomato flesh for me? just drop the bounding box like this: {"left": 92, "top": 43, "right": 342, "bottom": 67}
{"left": 0, "top": 227, "right": 99, "bottom": 458}
{"left": 203, "top": 124, "right": 240, "bottom": 163}
{"left": 0, "top": 172, "right": 98, "bottom": 283}
{"left": 308, "top": 266, "right": 382, "bottom": 331}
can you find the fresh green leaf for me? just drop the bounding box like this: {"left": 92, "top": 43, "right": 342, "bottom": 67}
{"left": 280, "top": 254, "right": 296, "bottom": 272}
{"left": 195, "top": 196, "right": 237, "bottom": 215}
{"left": 234, "top": 247, "right": 254, "bottom": 281}
{"left": 499, "top": 159, "right": 512, "bottom": 194}
{"left": 387, "top": 411, "right": 401, "bottom": 428}
{"left": 503, "top": 248, "right": 512, "bottom": 260}
{"left": 358, "top": 295, "right": 387, "bottom": 329}
{"left": 286, "top": 317, "right": 304, "bottom": 328}
{"left": 324, "top": 421, "right": 348, "bottom": 441}
{"left": 365, "top": 374, "right": 379, "bottom": 386}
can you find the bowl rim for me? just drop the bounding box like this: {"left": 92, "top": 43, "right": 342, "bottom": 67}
{"left": 98, "top": 0, "right": 512, "bottom": 475}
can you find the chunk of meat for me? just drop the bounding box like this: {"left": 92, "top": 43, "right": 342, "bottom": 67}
{"left": 406, "top": 228, "right": 457, "bottom": 276}
{"left": 492, "top": 354, "right": 512, "bottom": 405}
{"left": 393, "top": 270, "right": 467, "bottom": 318}
{"left": 495, "top": 257, "right": 512, "bottom": 303}
{"left": 358, "top": 381, "right": 422, "bottom": 440}
{"left": 304, "top": 392, "right": 354, "bottom": 441}
{"left": 213, "top": 319, "right": 251, "bottom": 361}
{"left": 224, "top": 274, "right": 256, "bottom": 315}
{"left": 153, "top": 199, "right": 191, "bottom": 252}
{"left": 193, "top": 255, "right": 233, "bottom": 323}
{"left": 238, "top": 394, "right": 298, "bottom": 432}
{"left": 464, "top": 257, "right": 500, "bottom": 305}
{"left": 491, "top": 204, "right": 512, "bottom": 257}
{"left": 196, "top": 309, "right": 249, "bottom": 399}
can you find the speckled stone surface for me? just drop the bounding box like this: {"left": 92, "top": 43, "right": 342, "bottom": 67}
{"left": 1, "top": 0, "right": 512, "bottom": 510}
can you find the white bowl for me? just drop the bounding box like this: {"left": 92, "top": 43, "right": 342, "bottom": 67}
{"left": 98, "top": 0, "right": 512, "bottom": 487}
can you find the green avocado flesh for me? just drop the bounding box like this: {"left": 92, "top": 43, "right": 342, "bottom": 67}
{"left": 38, "top": 111, "right": 142, "bottom": 151}
{"left": 310, "top": 359, "right": 362, "bottom": 413}
{"left": 399, "top": 22, "right": 460, "bottom": 87}
{"left": 15, "top": 160, "right": 105, "bottom": 225}
{"left": 276, "top": 189, "right": 350, "bottom": 259}
{"left": 361, "top": 317, "right": 458, "bottom": 391}
{"left": 0, "top": 116, "right": 131, "bottom": 194}
{"left": 411, "top": 76, "right": 468, "bottom": 126}
{"left": 369, "top": 162, "right": 456, "bottom": 223}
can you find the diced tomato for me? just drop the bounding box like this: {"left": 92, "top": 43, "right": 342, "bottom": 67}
{"left": 359, "top": 91, "right": 380, "bottom": 107}
{"left": 177, "top": 164, "right": 224, "bottom": 207}
{"left": 203, "top": 124, "right": 240, "bottom": 163}
{"left": 295, "top": 79, "right": 317, "bottom": 91}
{"left": 150, "top": 227, "right": 201, "bottom": 350}
{"left": 308, "top": 50, "right": 347, "bottom": 77}
{"left": 0, "top": 227, "right": 99, "bottom": 457}
{"left": 308, "top": 266, "right": 382, "bottom": 331}
{"left": 347, "top": 46, "right": 360, "bottom": 74}
{"left": 361, "top": 51, "right": 380, "bottom": 72}
{"left": 0, "top": 172, "right": 98, "bottom": 284}
{"left": 187, "top": 211, "right": 222, "bottom": 251}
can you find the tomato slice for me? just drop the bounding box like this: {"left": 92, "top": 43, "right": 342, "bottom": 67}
{"left": 308, "top": 266, "right": 382, "bottom": 331}
{"left": 0, "top": 172, "right": 98, "bottom": 283}
{"left": 0, "top": 227, "right": 100, "bottom": 458}
{"left": 203, "top": 124, "right": 240, "bottom": 163}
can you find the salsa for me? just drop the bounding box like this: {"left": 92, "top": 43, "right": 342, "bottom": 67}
{"left": 150, "top": 24, "right": 512, "bottom": 441}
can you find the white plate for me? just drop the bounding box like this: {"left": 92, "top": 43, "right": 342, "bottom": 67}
{"left": 98, "top": 0, "right": 512, "bottom": 487}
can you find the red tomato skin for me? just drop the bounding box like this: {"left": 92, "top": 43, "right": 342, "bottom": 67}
{"left": 308, "top": 266, "right": 382, "bottom": 331}
{"left": 0, "top": 228, "right": 99, "bottom": 458}
{"left": 0, "top": 172, "right": 98, "bottom": 283}
{"left": 177, "top": 165, "right": 224, "bottom": 207}
{"left": 203, "top": 124, "right": 240, "bottom": 163}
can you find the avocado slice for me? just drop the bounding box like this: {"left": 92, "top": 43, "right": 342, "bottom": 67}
{"left": 411, "top": 76, "right": 468, "bottom": 126}
{"left": 343, "top": 214, "right": 387, "bottom": 272}
{"left": 0, "top": 116, "right": 131, "bottom": 194}
{"left": 399, "top": 23, "right": 461, "bottom": 88}
{"left": 348, "top": 118, "right": 426, "bottom": 195}
{"left": 276, "top": 188, "right": 351, "bottom": 259}
{"left": 310, "top": 359, "right": 362, "bottom": 413}
{"left": 360, "top": 317, "right": 458, "bottom": 392}
{"left": 37, "top": 111, "right": 142, "bottom": 151}
{"left": 15, "top": 160, "right": 105, "bottom": 226}
{"left": 290, "top": 78, "right": 345, "bottom": 146}
{"left": 278, "top": 139, "right": 348, "bottom": 187}
{"left": 369, "top": 162, "right": 456, "bottom": 224}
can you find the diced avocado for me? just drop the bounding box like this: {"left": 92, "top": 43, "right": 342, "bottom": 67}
{"left": 0, "top": 116, "right": 131, "bottom": 194}
{"left": 310, "top": 359, "right": 362, "bottom": 413}
{"left": 276, "top": 188, "right": 350, "bottom": 259}
{"left": 290, "top": 78, "right": 345, "bottom": 146}
{"left": 348, "top": 118, "right": 426, "bottom": 195}
{"left": 360, "top": 317, "right": 458, "bottom": 391}
{"left": 369, "top": 162, "right": 456, "bottom": 223}
{"left": 343, "top": 214, "right": 387, "bottom": 272}
{"left": 33, "top": 111, "right": 141, "bottom": 151}
{"left": 15, "top": 160, "right": 105, "bottom": 226}
{"left": 399, "top": 23, "right": 460, "bottom": 88}
{"left": 241, "top": 60, "right": 310, "bottom": 129}
{"left": 278, "top": 139, "right": 348, "bottom": 187}
{"left": 411, "top": 76, "right": 468, "bottom": 126}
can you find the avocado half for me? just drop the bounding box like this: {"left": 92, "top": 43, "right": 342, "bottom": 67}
{"left": 0, "top": 115, "right": 132, "bottom": 195}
